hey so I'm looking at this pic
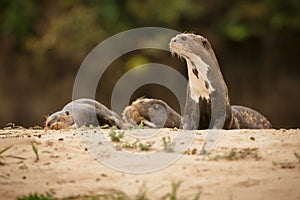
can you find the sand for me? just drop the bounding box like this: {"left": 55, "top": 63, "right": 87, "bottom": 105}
{"left": 0, "top": 128, "right": 299, "bottom": 199}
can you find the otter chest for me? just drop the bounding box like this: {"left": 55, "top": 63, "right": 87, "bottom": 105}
{"left": 186, "top": 54, "right": 215, "bottom": 102}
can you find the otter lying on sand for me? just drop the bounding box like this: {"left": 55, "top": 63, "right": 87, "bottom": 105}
{"left": 45, "top": 98, "right": 180, "bottom": 129}
{"left": 45, "top": 98, "right": 124, "bottom": 129}
{"left": 169, "top": 33, "right": 272, "bottom": 129}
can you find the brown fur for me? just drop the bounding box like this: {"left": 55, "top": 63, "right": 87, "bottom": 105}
{"left": 45, "top": 111, "right": 74, "bottom": 130}
{"left": 122, "top": 98, "right": 181, "bottom": 128}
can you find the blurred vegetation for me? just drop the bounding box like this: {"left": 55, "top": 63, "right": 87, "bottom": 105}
{"left": 0, "top": 0, "right": 299, "bottom": 128}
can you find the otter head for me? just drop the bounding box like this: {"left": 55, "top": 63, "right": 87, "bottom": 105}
{"left": 169, "top": 33, "right": 224, "bottom": 102}
{"left": 45, "top": 110, "right": 75, "bottom": 130}
{"left": 146, "top": 100, "right": 169, "bottom": 128}
{"left": 123, "top": 98, "right": 180, "bottom": 128}
{"left": 136, "top": 98, "right": 180, "bottom": 128}
{"left": 169, "top": 33, "right": 219, "bottom": 68}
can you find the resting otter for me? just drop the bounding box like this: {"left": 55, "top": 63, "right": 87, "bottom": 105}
{"left": 45, "top": 98, "right": 124, "bottom": 129}
{"left": 122, "top": 98, "right": 181, "bottom": 128}
{"left": 169, "top": 33, "right": 272, "bottom": 129}
{"left": 45, "top": 98, "right": 181, "bottom": 129}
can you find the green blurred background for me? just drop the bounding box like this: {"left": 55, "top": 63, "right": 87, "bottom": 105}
{"left": 0, "top": 0, "right": 299, "bottom": 128}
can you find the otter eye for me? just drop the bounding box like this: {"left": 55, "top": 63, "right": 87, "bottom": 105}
{"left": 202, "top": 39, "right": 209, "bottom": 49}
{"left": 65, "top": 111, "right": 70, "bottom": 115}
{"left": 151, "top": 104, "right": 159, "bottom": 110}
{"left": 181, "top": 36, "right": 187, "bottom": 41}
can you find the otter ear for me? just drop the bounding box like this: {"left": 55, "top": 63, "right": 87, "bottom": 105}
{"left": 65, "top": 111, "right": 70, "bottom": 115}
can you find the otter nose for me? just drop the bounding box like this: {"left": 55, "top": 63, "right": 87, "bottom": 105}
{"left": 46, "top": 115, "right": 57, "bottom": 127}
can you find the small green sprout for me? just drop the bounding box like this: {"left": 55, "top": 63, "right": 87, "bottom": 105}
{"left": 109, "top": 126, "right": 124, "bottom": 142}
{"left": 122, "top": 140, "right": 139, "bottom": 149}
{"left": 17, "top": 193, "right": 54, "bottom": 200}
{"left": 138, "top": 121, "right": 145, "bottom": 128}
{"left": 162, "top": 136, "right": 175, "bottom": 152}
{"left": 210, "top": 148, "right": 261, "bottom": 161}
{"left": 100, "top": 124, "right": 110, "bottom": 129}
{"left": 139, "top": 142, "right": 155, "bottom": 151}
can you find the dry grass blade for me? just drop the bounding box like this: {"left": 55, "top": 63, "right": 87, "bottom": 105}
{"left": 6, "top": 155, "right": 26, "bottom": 160}
{"left": 31, "top": 143, "right": 39, "bottom": 162}
{"left": 162, "top": 181, "right": 182, "bottom": 200}
{"left": 0, "top": 145, "right": 26, "bottom": 163}
{"left": 135, "top": 183, "right": 150, "bottom": 200}
{"left": 0, "top": 145, "right": 13, "bottom": 155}
{"left": 294, "top": 152, "right": 300, "bottom": 163}
{"left": 0, "top": 145, "right": 14, "bottom": 165}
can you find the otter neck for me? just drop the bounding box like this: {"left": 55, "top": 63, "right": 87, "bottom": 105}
{"left": 185, "top": 51, "right": 233, "bottom": 129}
